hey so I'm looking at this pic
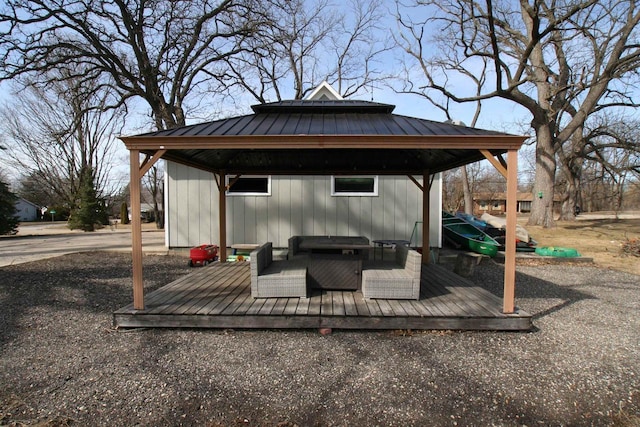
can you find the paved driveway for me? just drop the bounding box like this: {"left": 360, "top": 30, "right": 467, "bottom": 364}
{"left": 0, "top": 224, "right": 166, "bottom": 267}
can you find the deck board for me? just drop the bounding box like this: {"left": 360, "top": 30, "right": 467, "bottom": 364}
{"left": 429, "top": 266, "right": 505, "bottom": 316}
{"left": 284, "top": 298, "right": 300, "bottom": 316}
{"left": 175, "top": 272, "right": 237, "bottom": 315}
{"left": 352, "top": 292, "right": 371, "bottom": 317}
{"left": 332, "top": 291, "right": 346, "bottom": 316}
{"left": 245, "top": 297, "right": 267, "bottom": 315}
{"left": 342, "top": 292, "right": 358, "bottom": 316}
{"left": 321, "top": 291, "right": 333, "bottom": 316}
{"left": 114, "top": 262, "right": 532, "bottom": 331}
{"left": 258, "top": 297, "right": 278, "bottom": 315}
{"left": 397, "top": 300, "right": 420, "bottom": 317}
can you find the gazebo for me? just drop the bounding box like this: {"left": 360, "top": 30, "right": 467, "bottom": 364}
{"left": 119, "top": 99, "right": 526, "bottom": 329}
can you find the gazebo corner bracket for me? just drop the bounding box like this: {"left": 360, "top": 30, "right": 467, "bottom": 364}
{"left": 139, "top": 149, "right": 167, "bottom": 177}
{"left": 480, "top": 149, "right": 508, "bottom": 179}
{"left": 407, "top": 175, "right": 424, "bottom": 192}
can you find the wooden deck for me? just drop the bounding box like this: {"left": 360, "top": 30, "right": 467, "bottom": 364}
{"left": 113, "top": 262, "right": 532, "bottom": 331}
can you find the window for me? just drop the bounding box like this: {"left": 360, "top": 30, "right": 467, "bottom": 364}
{"left": 226, "top": 175, "right": 271, "bottom": 196}
{"left": 479, "top": 201, "right": 488, "bottom": 210}
{"left": 331, "top": 176, "right": 378, "bottom": 196}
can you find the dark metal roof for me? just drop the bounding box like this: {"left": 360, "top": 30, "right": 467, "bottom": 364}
{"left": 141, "top": 100, "right": 504, "bottom": 138}
{"left": 123, "top": 100, "right": 525, "bottom": 175}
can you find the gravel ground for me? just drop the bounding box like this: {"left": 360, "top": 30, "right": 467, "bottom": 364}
{"left": 1, "top": 253, "right": 639, "bottom": 426}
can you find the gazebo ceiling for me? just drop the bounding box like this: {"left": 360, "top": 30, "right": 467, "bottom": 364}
{"left": 120, "top": 100, "right": 525, "bottom": 175}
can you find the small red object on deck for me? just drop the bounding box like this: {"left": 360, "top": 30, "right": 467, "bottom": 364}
{"left": 189, "top": 244, "right": 219, "bottom": 267}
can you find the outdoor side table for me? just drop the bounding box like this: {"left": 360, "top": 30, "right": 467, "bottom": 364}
{"left": 372, "top": 239, "right": 410, "bottom": 261}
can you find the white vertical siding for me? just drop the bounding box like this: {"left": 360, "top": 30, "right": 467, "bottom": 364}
{"left": 166, "top": 161, "right": 218, "bottom": 247}
{"left": 166, "top": 162, "right": 442, "bottom": 249}
{"left": 15, "top": 199, "right": 39, "bottom": 221}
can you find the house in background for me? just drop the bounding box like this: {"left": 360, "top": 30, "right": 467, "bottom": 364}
{"left": 127, "top": 203, "right": 162, "bottom": 223}
{"left": 472, "top": 192, "right": 562, "bottom": 216}
{"left": 164, "top": 82, "right": 443, "bottom": 250}
{"left": 14, "top": 198, "right": 40, "bottom": 221}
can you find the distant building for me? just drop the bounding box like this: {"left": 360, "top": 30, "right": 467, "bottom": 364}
{"left": 127, "top": 202, "right": 163, "bottom": 223}
{"left": 14, "top": 198, "right": 40, "bottom": 221}
{"left": 472, "top": 192, "right": 561, "bottom": 216}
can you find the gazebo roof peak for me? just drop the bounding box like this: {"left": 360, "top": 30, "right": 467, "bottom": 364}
{"left": 250, "top": 99, "right": 396, "bottom": 114}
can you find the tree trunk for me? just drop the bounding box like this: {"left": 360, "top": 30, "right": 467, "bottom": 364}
{"left": 557, "top": 128, "right": 586, "bottom": 221}
{"left": 461, "top": 165, "right": 473, "bottom": 215}
{"left": 527, "top": 124, "right": 557, "bottom": 228}
{"left": 155, "top": 178, "right": 164, "bottom": 229}
{"left": 559, "top": 155, "right": 583, "bottom": 220}
{"left": 559, "top": 173, "right": 579, "bottom": 221}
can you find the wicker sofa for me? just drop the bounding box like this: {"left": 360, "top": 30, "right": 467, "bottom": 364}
{"left": 287, "top": 235, "right": 309, "bottom": 260}
{"left": 250, "top": 242, "right": 308, "bottom": 298}
{"left": 361, "top": 245, "right": 421, "bottom": 300}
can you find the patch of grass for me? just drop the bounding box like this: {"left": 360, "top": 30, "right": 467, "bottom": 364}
{"left": 522, "top": 217, "right": 640, "bottom": 276}
{"left": 611, "top": 393, "right": 640, "bottom": 427}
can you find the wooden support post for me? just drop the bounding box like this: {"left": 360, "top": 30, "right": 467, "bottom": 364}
{"left": 218, "top": 172, "right": 227, "bottom": 263}
{"left": 503, "top": 149, "right": 518, "bottom": 314}
{"left": 422, "top": 171, "right": 430, "bottom": 264}
{"left": 129, "top": 149, "right": 144, "bottom": 310}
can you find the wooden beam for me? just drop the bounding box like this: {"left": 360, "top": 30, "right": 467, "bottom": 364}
{"left": 503, "top": 150, "right": 518, "bottom": 314}
{"left": 497, "top": 153, "right": 508, "bottom": 171}
{"left": 407, "top": 175, "right": 424, "bottom": 192}
{"left": 408, "top": 174, "right": 435, "bottom": 192}
{"left": 129, "top": 149, "right": 144, "bottom": 310}
{"left": 227, "top": 174, "right": 242, "bottom": 190}
{"left": 139, "top": 149, "right": 167, "bottom": 177}
{"left": 481, "top": 149, "right": 508, "bottom": 179}
{"left": 218, "top": 172, "right": 228, "bottom": 263}
{"left": 153, "top": 148, "right": 506, "bottom": 177}
{"left": 122, "top": 134, "right": 526, "bottom": 151}
{"left": 422, "top": 171, "right": 430, "bottom": 265}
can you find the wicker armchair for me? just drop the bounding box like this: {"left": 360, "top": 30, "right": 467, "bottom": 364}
{"left": 250, "top": 242, "right": 308, "bottom": 298}
{"left": 361, "top": 245, "right": 421, "bottom": 300}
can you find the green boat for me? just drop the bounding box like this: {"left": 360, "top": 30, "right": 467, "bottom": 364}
{"left": 442, "top": 211, "right": 500, "bottom": 257}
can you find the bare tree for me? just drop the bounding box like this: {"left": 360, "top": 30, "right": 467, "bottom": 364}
{"left": 582, "top": 116, "right": 640, "bottom": 215}
{"left": 443, "top": 161, "right": 493, "bottom": 214}
{"left": 418, "top": 54, "right": 488, "bottom": 216}
{"left": 442, "top": 168, "right": 464, "bottom": 212}
{"left": 556, "top": 113, "right": 640, "bottom": 217}
{"left": 325, "top": 0, "right": 392, "bottom": 98}
{"left": 0, "top": 0, "right": 265, "bottom": 130}
{"left": 219, "top": 0, "right": 390, "bottom": 101}
{"left": 395, "top": 0, "right": 640, "bottom": 227}
{"left": 0, "top": 75, "right": 124, "bottom": 213}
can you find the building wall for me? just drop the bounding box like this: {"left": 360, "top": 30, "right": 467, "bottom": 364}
{"left": 15, "top": 199, "right": 39, "bottom": 221}
{"left": 166, "top": 161, "right": 442, "bottom": 249}
{"left": 473, "top": 200, "right": 506, "bottom": 216}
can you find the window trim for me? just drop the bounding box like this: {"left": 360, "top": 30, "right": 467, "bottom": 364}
{"left": 331, "top": 175, "right": 379, "bottom": 197}
{"left": 225, "top": 175, "right": 272, "bottom": 196}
